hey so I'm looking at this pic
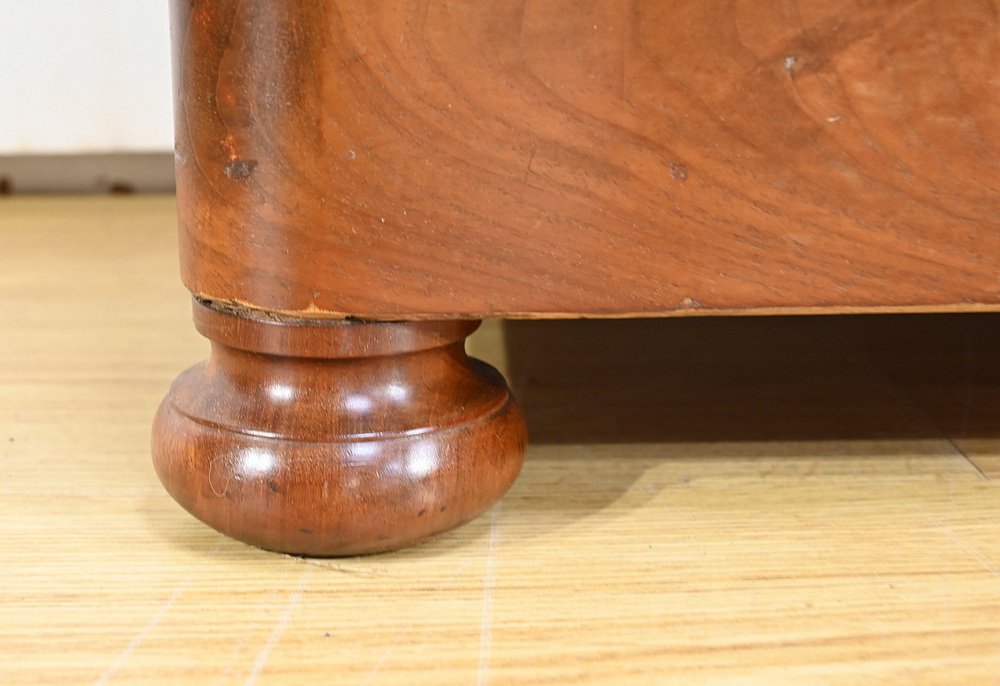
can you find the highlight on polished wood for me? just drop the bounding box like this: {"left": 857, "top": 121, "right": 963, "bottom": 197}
{"left": 152, "top": 299, "right": 526, "bottom": 556}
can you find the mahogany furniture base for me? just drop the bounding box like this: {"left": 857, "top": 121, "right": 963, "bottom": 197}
{"left": 152, "top": 299, "right": 526, "bottom": 556}
{"left": 156, "top": 2, "right": 998, "bottom": 556}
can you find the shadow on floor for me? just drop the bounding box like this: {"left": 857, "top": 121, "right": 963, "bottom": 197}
{"left": 503, "top": 313, "right": 1000, "bottom": 445}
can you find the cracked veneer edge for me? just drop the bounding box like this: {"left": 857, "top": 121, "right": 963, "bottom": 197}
{"left": 193, "top": 294, "right": 1000, "bottom": 323}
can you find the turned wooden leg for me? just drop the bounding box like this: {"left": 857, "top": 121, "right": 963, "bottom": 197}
{"left": 152, "top": 299, "right": 526, "bottom": 556}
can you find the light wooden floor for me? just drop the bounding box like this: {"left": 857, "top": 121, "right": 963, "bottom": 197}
{"left": 2, "top": 196, "right": 1000, "bottom": 685}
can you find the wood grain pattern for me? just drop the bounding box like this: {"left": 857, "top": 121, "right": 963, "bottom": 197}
{"left": 152, "top": 300, "right": 525, "bottom": 556}
{"left": 4, "top": 198, "right": 1000, "bottom": 684}
{"left": 173, "top": 0, "right": 999, "bottom": 318}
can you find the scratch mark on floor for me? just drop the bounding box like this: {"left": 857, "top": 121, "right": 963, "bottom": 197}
{"left": 947, "top": 438, "right": 990, "bottom": 481}
{"left": 244, "top": 565, "right": 314, "bottom": 686}
{"left": 93, "top": 541, "right": 223, "bottom": 685}
{"left": 289, "top": 554, "right": 389, "bottom": 579}
{"left": 477, "top": 503, "right": 502, "bottom": 686}
{"left": 929, "top": 516, "right": 1000, "bottom": 580}
{"left": 93, "top": 579, "right": 191, "bottom": 685}
{"left": 362, "top": 645, "right": 395, "bottom": 685}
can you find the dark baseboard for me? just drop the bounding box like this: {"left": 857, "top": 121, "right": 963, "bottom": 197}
{"left": 0, "top": 153, "right": 174, "bottom": 194}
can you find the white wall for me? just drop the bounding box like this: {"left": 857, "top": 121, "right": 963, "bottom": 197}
{"left": 0, "top": 1, "right": 173, "bottom": 154}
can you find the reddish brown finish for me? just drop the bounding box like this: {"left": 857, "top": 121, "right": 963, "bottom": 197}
{"left": 172, "top": 0, "right": 999, "bottom": 319}
{"left": 152, "top": 299, "right": 526, "bottom": 556}
{"left": 158, "top": 1, "right": 997, "bottom": 554}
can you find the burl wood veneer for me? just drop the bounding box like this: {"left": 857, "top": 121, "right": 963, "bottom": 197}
{"left": 155, "top": 0, "right": 999, "bottom": 555}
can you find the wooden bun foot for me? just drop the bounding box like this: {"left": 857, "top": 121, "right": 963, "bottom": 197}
{"left": 152, "top": 299, "right": 526, "bottom": 556}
